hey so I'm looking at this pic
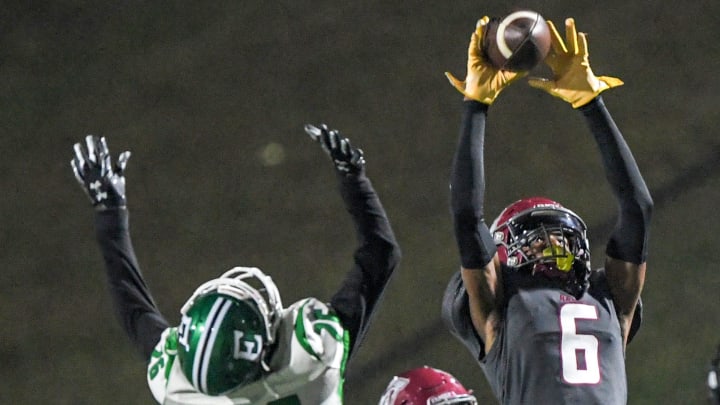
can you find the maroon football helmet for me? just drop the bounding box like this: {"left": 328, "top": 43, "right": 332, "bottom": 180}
{"left": 489, "top": 197, "right": 591, "bottom": 295}
{"left": 379, "top": 366, "right": 477, "bottom": 405}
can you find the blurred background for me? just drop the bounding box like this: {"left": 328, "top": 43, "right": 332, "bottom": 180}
{"left": 2, "top": 1, "right": 719, "bottom": 403}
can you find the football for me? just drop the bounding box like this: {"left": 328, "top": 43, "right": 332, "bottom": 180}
{"left": 481, "top": 10, "right": 551, "bottom": 72}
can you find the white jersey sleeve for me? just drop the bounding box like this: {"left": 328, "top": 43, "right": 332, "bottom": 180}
{"left": 147, "top": 328, "right": 232, "bottom": 404}
{"left": 146, "top": 298, "right": 349, "bottom": 405}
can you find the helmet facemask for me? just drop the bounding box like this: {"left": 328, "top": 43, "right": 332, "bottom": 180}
{"left": 177, "top": 267, "right": 283, "bottom": 395}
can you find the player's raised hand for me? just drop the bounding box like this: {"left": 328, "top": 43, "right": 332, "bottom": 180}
{"left": 304, "top": 124, "right": 365, "bottom": 175}
{"left": 71, "top": 135, "right": 131, "bottom": 210}
{"left": 528, "top": 18, "right": 624, "bottom": 108}
{"left": 445, "top": 16, "right": 527, "bottom": 105}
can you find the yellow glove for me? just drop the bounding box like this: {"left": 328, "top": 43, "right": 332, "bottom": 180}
{"left": 527, "top": 18, "right": 624, "bottom": 108}
{"left": 445, "top": 17, "right": 526, "bottom": 105}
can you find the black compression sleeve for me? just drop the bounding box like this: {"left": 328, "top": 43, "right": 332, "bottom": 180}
{"left": 329, "top": 170, "right": 401, "bottom": 359}
{"left": 95, "top": 208, "right": 170, "bottom": 360}
{"left": 580, "top": 97, "right": 653, "bottom": 264}
{"left": 450, "top": 100, "right": 497, "bottom": 268}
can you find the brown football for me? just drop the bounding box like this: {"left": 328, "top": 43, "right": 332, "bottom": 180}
{"left": 481, "top": 10, "right": 551, "bottom": 72}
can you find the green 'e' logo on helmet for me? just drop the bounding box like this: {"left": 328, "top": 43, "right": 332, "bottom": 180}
{"left": 233, "top": 331, "right": 263, "bottom": 361}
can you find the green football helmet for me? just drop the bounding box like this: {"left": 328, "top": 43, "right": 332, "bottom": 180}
{"left": 176, "top": 267, "right": 283, "bottom": 395}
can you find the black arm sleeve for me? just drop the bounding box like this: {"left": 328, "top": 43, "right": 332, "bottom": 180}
{"left": 95, "top": 208, "right": 170, "bottom": 360}
{"left": 580, "top": 97, "right": 653, "bottom": 264}
{"left": 450, "top": 100, "right": 497, "bottom": 268}
{"left": 328, "top": 170, "right": 401, "bottom": 359}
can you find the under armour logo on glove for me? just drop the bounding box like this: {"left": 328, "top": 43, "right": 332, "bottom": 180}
{"left": 71, "top": 135, "right": 131, "bottom": 211}
{"left": 89, "top": 180, "right": 108, "bottom": 202}
{"left": 305, "top": 124, "right": 365, "bottom": 175}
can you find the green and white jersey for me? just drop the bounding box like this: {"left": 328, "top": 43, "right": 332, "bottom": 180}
{"left": 147, "top": 297, "right": 350, "bottom": 405}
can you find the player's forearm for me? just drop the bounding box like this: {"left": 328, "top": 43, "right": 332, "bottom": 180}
{"left": 338, "top": 171, "right": 401, "bottom": 280}
{"left": 330, "top": 171, "right": 401, "bottom": 356}
{"left": 580, "top": 97, "right": 653, "bottom": 264}
{"left": 95, "top": 208, "right": 169, "bottom": 359}
{"left": 451, "top": 100, "right": 497, "bottom": 268}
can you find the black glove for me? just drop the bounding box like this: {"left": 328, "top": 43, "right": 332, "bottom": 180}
{"left": 304, "top": 124, "right": 365, "bottom": 175}
{"left": 71, "top": 135, "right": 131, "bottom": 210}
{"left": 710, "top": 345, "right": 720, "bottom": 404}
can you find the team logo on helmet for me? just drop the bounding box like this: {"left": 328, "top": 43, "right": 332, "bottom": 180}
{"left": 379, "top": 366, "right": 477, "bottom": 405}
{"left": 233, "top": 330, "right": 263, "bottom": 361}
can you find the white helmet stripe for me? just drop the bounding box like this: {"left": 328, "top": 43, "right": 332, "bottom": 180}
{"left": 192, "top": 297, "right": 233, "bottom": 393}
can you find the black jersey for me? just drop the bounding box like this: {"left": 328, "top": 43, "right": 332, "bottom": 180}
{"left": 442, "top": 269, "right": 642, "bottom": 405}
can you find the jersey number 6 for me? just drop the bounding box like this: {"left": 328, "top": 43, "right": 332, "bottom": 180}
{"left": 560, "top": 303, "right": 600, "bottom": 384}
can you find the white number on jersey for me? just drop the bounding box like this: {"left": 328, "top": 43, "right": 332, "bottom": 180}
{"left": 559, "top": 303, "right": 600, "bottom": 384}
